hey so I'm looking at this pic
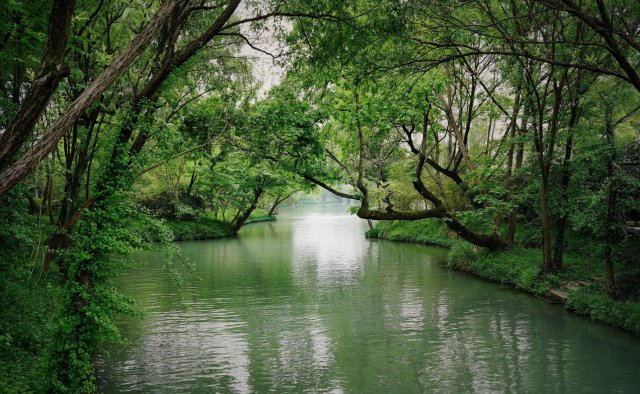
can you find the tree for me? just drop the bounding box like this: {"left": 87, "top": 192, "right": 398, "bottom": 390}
{"left": 0, "top": 0, "right": 181, "bottom": 195}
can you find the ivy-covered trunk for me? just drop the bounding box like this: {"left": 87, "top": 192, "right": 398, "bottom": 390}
{"left": 45, "top": 136, "right": 141, "bottom": 391}
{"left": 46, "top": 197, "right": 136, "bottom": 392}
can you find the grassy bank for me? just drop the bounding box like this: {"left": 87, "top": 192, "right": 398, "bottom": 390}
{"left": 165, "top": 217, "right": 231, "bottom": 241}
{"left": 146, "top": 209, "right": 277, "bottom": 242}
{"left": 368, "top": 219, "right": 640, "bottom": 336}
{"left": 365, "top": 219, "right": 456, "bottom": 247}
{"left": 447, "top": 244, "right": 554, "bottom": 294}
{"left": 244, "top": 215, "right": 277, "bottom": 224}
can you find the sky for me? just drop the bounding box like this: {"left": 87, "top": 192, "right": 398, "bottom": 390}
{"left": 237, "top": 5, "right": 290, "bottom": 96}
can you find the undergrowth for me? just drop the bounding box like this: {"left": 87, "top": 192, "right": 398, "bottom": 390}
{"left": 366, "top": 219, "right": 455, "bottom": 247}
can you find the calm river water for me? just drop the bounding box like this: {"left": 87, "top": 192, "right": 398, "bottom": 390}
{"left": 97, "top": 203, "right": 640, "bottom": 393}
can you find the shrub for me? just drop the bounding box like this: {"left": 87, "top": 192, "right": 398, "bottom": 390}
{"left": 449, "top": 246, "right": 551, "bottom": 294}
{"left": 567, "top": 289, "right": 640, "bottom": 335}
{"left": 168, "top": 217, "right": 229, "bottom": 241}
{"left": 374, "top": 219, "right": 455, "bottom": 247}
{"left": 365, "top": 227, "right": 380, "bottom": 238}
{"left": 447, "top": 242, "right": 477, "bottom": 269}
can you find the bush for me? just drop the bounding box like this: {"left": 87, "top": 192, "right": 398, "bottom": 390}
{"left": 449, "top": 246, "right": 551, "bottom": 294}
{"left": 365, "top": 227, "right": 380, "bottom": 238}
{"left": 167, "top": 217, "right": 229, "bottom": 241}
{"left": 0, "top": 190, "right": 58, "bottom": 392}
{"left": 447, "top": 242, "right": 477, "bottom": 268}
{"left": 373, "top": 219, "right": 456, "bottom": 247}
{"left": 567, "top": 289, "right": 640, "bottom": 335}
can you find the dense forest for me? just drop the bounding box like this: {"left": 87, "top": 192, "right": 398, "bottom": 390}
{"left": 1, "top": 0, "right": 639, "bottom": 392}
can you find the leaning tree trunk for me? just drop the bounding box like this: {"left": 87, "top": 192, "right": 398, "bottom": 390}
{"left": 232, "top": 187, "right": 264, "bottom": 234}
{"left": 267, "top": 190, "right": 296, "bottom": 216}
{"left": 0, "top": 0, "right": 75, "bottom": 169}
{"left": 267, "top": 198, "right": 280, "bottom": 216}
{"left": 0, "top": 0, "right": 180, "bottom": 196}
{"left": 39, "top": 0, "right": 243, "bottom": 270}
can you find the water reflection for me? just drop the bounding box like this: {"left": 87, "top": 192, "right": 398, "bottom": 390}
{"left": 291, "top": 212, "right": 367, "bottom": 287}
{"left": 98, "top": 203, "right": 640, "bottom": 393}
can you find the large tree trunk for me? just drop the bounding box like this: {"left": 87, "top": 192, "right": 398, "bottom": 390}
{"left": 41, "top": 0, "right": 244, "bottom": 271}
{"left": 0, "top": 0, "right": 75, "bottom": 169}
{"left": 530, "top": 69, "right": 565, "bottom": 273}
{"left": 355, "top": 199, "right": 508, "bottom": 250}
{"left": 0, "top": 0, "right": 180, "bottom": 196}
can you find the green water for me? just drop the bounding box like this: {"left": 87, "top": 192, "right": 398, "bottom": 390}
{"left": 97, "top": 204, "right": 640, "bottom": 393}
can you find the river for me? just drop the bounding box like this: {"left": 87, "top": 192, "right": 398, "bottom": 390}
{"left": 97, "top": 203, "right": 640, "bottom": 393}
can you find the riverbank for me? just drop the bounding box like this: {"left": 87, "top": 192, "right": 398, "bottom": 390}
{"left": 244, "top": 215, "right": 277, "bottom": 224}
{"left": 367, "top": 219, "right": 640, "bottom": 336}
{"left": 155, "top": 213, "right": 276, "bottom": 242}
{"left": 365, "top": 219, "right": 455, "bottom": 248}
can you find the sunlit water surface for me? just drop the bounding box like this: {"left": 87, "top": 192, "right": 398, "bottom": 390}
{"left": 97, "top": 204, "right": 640, "bottom": 393}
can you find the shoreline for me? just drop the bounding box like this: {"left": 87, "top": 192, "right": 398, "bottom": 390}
{"left": 367, "top": 222, "right": 640, "bottom": 336}
{"left": 161, "top": 215, "right": 277, "bottom": 242}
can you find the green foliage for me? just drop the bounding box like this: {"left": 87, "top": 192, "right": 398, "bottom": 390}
{"left": 2, "top": 0, "right": 640, "bottom": 390}
{"left": 245, "top": 209, "right": 277, "bottom": 224}
{"left": 0, "top": 190, "right": 58, "bottom": 392}
{"left": 0, "top": 0, "right": 48, "bottom": 124}
{"left": 567, "top": 289, "right": 640, "bottom": 336}
{"left": 372, "top": 219, "right": 456, "bottom": 247}
{"left": 448, "top": 246, "right": 553, "bottom": 294}
{"left": 514, "top": 221, "right": 543, "bottom": 248}
{"left": 164, "top": 216, "right": 230, "bottom": 241}
{"left": 447, "top": 242, "right": 478, "bottom": 269}
{"left": 364, "top": 227, "right": 381, "bottom": 238}
{"left": 446, "top": 242, "right": 640, "bottom": 334}
{"left": 43, "top": 185, "right": 156, "bottom": 392}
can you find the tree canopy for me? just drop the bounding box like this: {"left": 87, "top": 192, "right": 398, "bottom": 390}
{"left": 0, "top": 0, "right": 638, "bottom": 391}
